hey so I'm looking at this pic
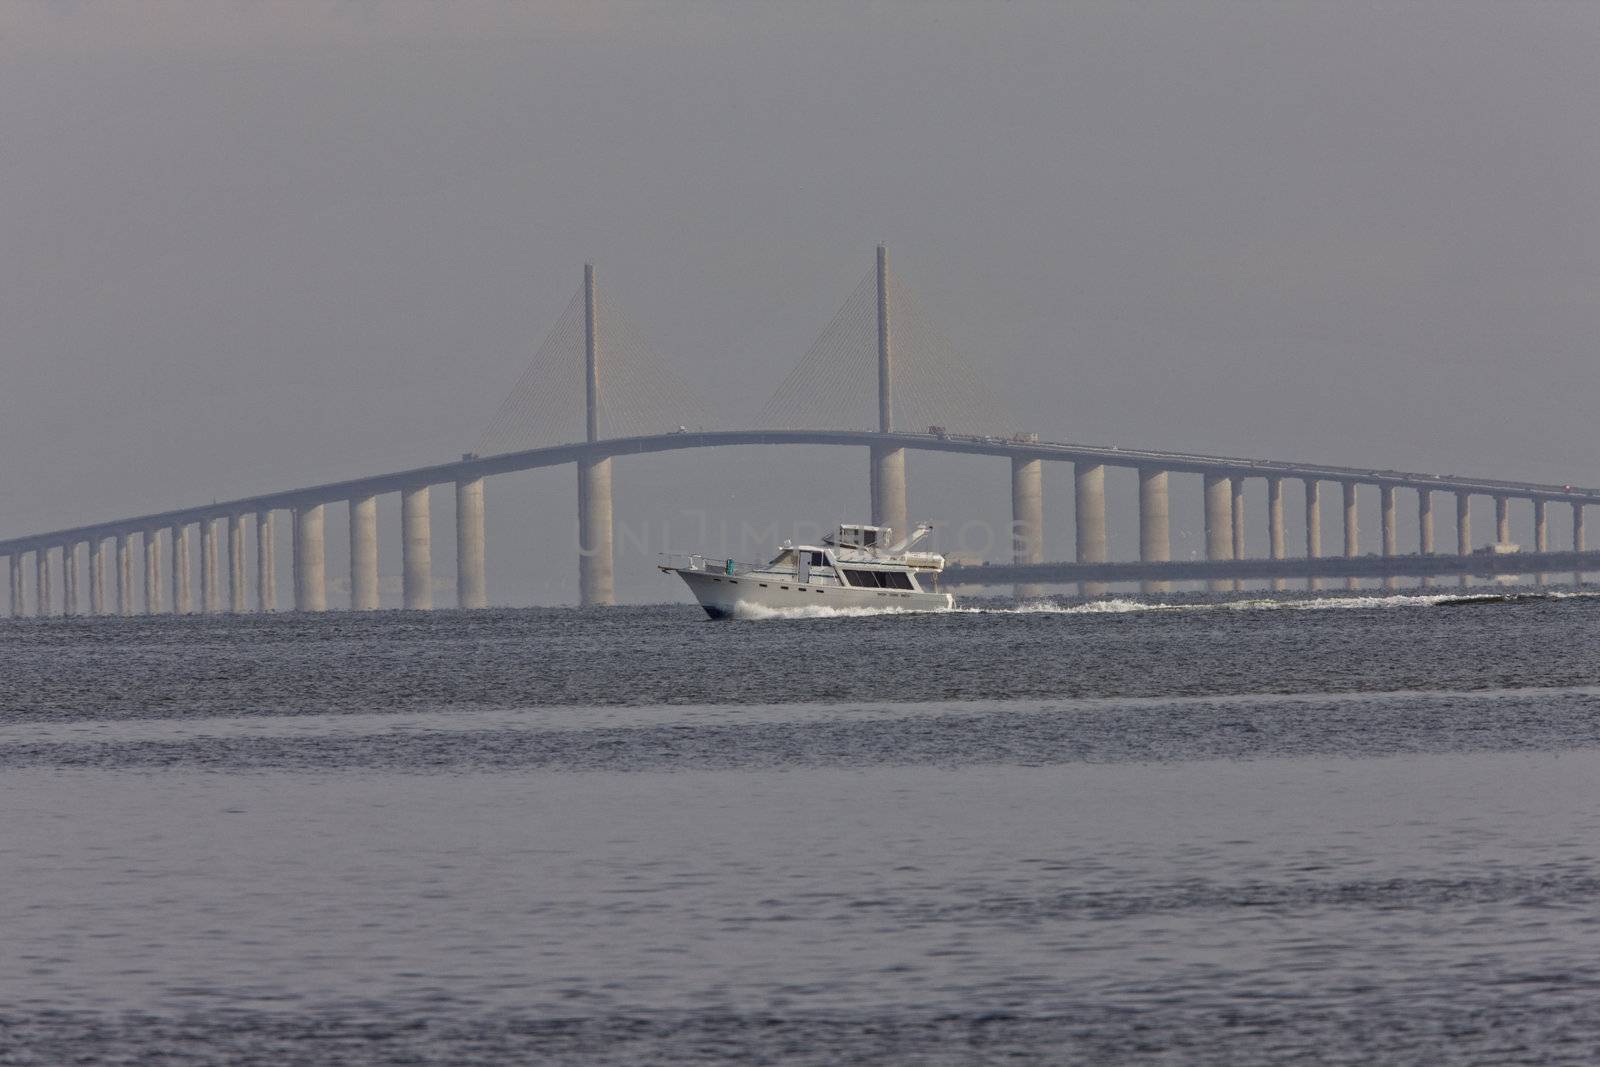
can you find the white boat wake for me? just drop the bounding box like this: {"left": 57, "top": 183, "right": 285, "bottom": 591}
{"left": 728, "top": 589, "right": 1599, "bottom": 620}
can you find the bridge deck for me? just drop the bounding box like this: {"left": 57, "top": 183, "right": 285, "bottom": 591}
{"left": 948, "top": 550, "right": 1600, "bottom": 586}
{"left": 4, "top": 429, "right": 1598, "bottom": 553}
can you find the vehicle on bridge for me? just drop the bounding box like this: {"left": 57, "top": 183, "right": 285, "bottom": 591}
{"left": 659, "top": 523, "right": 953, "bottom": 619}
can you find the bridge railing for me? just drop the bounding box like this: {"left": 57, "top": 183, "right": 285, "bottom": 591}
{"left": 657, "top": 553, "right": 763, "bottom": 577}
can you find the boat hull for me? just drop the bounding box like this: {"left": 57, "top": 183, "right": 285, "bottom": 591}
{"left": 663, "top": 567, "right": 953, "bottom": 619}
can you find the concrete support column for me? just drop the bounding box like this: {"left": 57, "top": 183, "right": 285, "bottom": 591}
{"left": 35, "top": 547, "right": 52, "bottom": 617}
{"left": 1304, "top": 480, "right": 1322, "bottom": 592}
{"left": 200, "top": 518, "right": 220, "bottom": 614}
{"left": 1534, "top": 499, "right": 1549, "bottom": 587}
{"left": 1494, "top": 496, "right": 1511, "bottom": 547}
{"left": 349, "top": 495, "right": 379, "bottom": 612}
{"left": 144, "top": 530, "right": 162, "bottom": 615}
{"left": 577, "top": 458, "right": 615, "bottom": 607}
{"left": 870, "top": 445, "right": 909, "bottom": 541}
{"left": 116, "top": 533, "right": 133, "bottom": 616}
{"left": 7, "top": 554, "right": 21, "bottom": 617}
{"left": 1573, "top": 504, "right": 1585, "bottom": 588}
{"left": 1267, "top": 477, "right": 1286, "bottom": 592}
{"left": 1418, "top": 490, "right": 1435, "bottom": 589}
{"left": 456, "top": 477, "right": 487, "bottom": 610}
{"left": 401, "top": 485, "right": 432, "bottom": 611}
{"left": 292, "top": 504, "right": 327, "bottom": 612}
{"left": 1074, "top": 462, "right": 1108, "bottom": 598}
{"left": 1341, "top": 482, "right": 1360, "bottom": 591}
{"left": 228, "top": 514, "right": 246, "bottom": 614}
{"left": 1380, "top": 485, "right": 1398, "bottom": 591}
{"left": 62, "top": 543, "right": 79, "bottom": 617}
{"left": 171, "top": 524, "right": 191, "bottom": 614}
{"left": 1010, "top": 456, "right": 1045, "bottom": 601}
{"left": 1203, "top": 473, "right": 1233, "bottom": 593}
{"left": 256, "top": 512, "right": 275, "bottom": 613}
{"left": 1456, "top": 493, "right": 1472, "bottom": 589}
{"left": 89, "top": 539, "right": 106, "bottom": 616}
{"left": 1138, "top": 468, "right": 1170, "bottom": 595}
{"left": 1230, "top": 477, "right": 1246, "bottom": 591}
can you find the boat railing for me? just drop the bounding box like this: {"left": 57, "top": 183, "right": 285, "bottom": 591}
{"left": 658, "top": 553, "right": 761, "bottom": 577}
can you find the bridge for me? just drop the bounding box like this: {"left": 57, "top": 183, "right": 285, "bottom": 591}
{"left": 5, "top": 246, "right": 1599, "bottom": 616}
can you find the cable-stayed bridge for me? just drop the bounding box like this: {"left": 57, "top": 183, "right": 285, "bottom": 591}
{"left": 5, "top": 246, "right": 1600, "bottom": 616}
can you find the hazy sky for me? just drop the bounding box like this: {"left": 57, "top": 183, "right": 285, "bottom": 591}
{"left": 3, "top": 2, "right": 1596, "bottom": 604}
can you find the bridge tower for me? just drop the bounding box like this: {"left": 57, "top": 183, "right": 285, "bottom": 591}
{"left": 578, "top": 263, "right": 616, "bottom": 606}
{"left": 870, "top": 244, "right": 909, "bottom": 538}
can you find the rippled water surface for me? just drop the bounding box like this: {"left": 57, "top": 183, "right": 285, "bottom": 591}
{"left": 3, "top": 592, "right": 1600, "bottom": 1063}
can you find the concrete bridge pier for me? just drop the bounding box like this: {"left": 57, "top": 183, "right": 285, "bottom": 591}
{"left": 256, "top": 511, "right": 275, "bottom": 612}
{"left": 1235, "top": 476, "right": 1248, "bottom": 591}
{"left": 1074, "top": 462, "right": 1108, "bottom": 597}
{"left": 1267, "top": 477, "right": 1286, "bottom": 592}
{"left": 1381, "top": 485, "right": 1398, "bottom": 591}
{"left": 1534, "top": 498, "right": 1549, "bottom": 586}
{"left": 116, "top": 533, "right": 133, "bottom": 616}
{"left": 870, "top": 445, "right": 909, "bottom": 541}
{"left": 227, "top": 515, "right": 245, "bottom": 614}
{"left": 1010, "top": 457, "right": 1044, "bottom": 600}
{"left": 62, "top": 543, "right": 79, "bottom": 616}
{"left": 35, "top": 547, "right": 52, "bottom": 617}
{"left": 1138, "top": 468, "right": 1171, "bottom": 594}
{"left": 144, "top": 530, "right": 162, "bottom": 615}
{"left": 1456, "top": 493, "right": 1472, "bottom": 588}
{"left": 1304, "top": 479, "right": 1322, "bottom": 591}
{"left": 200, "top": 518, "right": 222, "bottom": 614}
{"left": 577, "top": 458, "right": 616, "bottom": 607}
{"left": 349, "top": 495, "right": 379, "bottom": 611}
{"left": 171, "top": 524, "right": 191, "bottom": 614}
{"left": 292, "top": 504, "right": 327, "bottom": 612}
{"left": 89, "top": 538, "right": 107, "bottom": 615}
{"left": 1418, "top": 490, "right": 1435, "bottom": 589}
{"left": 1342, "top": 482, "right": 1359, "bottom": 591}
{"left": 7, "top": 553, "right": 21, "bottom": 617}
{"left": 1203, "top": 473, "right": 1233, "bottom": 593}
{"left": 1574, "top": 504, "right": 1585, "bottom": 587}
{"left": 1495, "top": 496, "right": 1511, "bottom": 548}
{"left": 402, "top": 485, "right": 432, "bottom": 611}
{"left": 456, "top": 477, "right": 487, "bottom": 609}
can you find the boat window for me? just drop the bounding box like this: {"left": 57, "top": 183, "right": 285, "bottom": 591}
{"left": 842, "top": 568, "right": 912, "bottom": 589}
{"left": 861, "top": 529, "right": 877, "bottom": 547}
{"left": 809, "top": 551, "right": 826, "bottom": 567}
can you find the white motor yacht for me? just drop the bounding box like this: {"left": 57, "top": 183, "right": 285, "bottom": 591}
{"left": 659, "top": 523, "right": 954, "bottom": 619}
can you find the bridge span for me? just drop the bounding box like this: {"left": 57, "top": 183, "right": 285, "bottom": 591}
{"left": 4, "top": 247, "right": 1597, "bottom": 615}
{"left": 5, "top": 425, "right": 1596, "bottom": 616}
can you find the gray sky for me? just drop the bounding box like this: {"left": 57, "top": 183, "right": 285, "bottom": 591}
{"left": 3, "top": 1, "right": 1597, "bottom": 604}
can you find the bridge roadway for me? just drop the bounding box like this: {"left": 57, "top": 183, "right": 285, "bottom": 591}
{"left": 3, "top": 428, "right": 1598, "bottom": 554}
{"left": 948, "top": 549, "right": 1600, "bottom": 588}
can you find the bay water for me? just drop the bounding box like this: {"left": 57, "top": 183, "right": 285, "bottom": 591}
{"left": 2, "top": 592, "right": 1598, "bottom": 1063}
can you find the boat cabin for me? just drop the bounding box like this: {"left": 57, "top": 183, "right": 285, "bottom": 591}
{"left": 751, "top": 524, "right": 942, "bottom": 593}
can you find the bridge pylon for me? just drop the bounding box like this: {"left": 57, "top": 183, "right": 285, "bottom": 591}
{"left": 477, "top": 262, "right": 708, "bottom": 605}
{"left": 871, "top": 244, "right": 908, "bottom": 537}
{"left": 578, "top": 263, "right": 616, "bottom": 606}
